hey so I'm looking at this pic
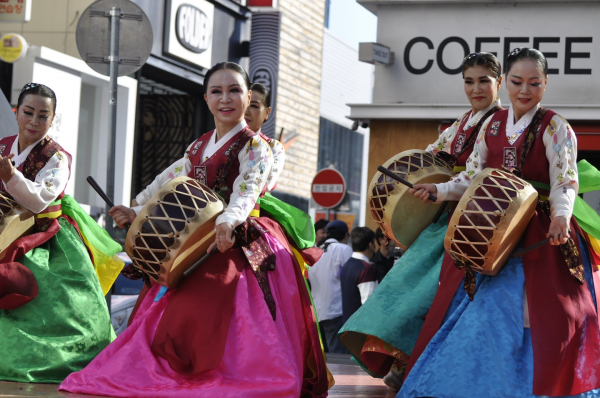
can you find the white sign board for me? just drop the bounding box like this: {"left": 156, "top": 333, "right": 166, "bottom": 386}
{"left": 373, "top": 2, "right": 599, "bottom": 107}
{"left": 0, "top": 0, "right": 31, "bottom": 22}
{"left": 164, "top": 0, "right": 214, "bottom": 70}
{"left": 359, "top": 42, "right": 393, "bottom": 65}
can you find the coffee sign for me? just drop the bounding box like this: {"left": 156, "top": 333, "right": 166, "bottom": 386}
{"left": 164, "top": 0, "right": 214, "bottom": 69}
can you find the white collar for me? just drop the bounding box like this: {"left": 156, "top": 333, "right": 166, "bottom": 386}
{"left": 351, "top": 252, "right": 371, "bottom": 262}
{"left": 507, "top": 103, "right": 541, "bottom": 130}
{"left": 465, "top": 99, "right": 502, "bottom": 127}
{"left": 212, "top": 120, "right": 247, "bottom": 146}
{"left": 202, "top": 120, "right": 248, "bottom": 162}
{"left": 11, "top": 134, "right": 47, "bottom": 167}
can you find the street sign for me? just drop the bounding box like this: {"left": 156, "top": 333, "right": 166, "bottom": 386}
{"left": 311, "top": 168, "right": 346, "bottom": 209}
{"left": 0, "top": 0, "right": 32, "bottom": 23}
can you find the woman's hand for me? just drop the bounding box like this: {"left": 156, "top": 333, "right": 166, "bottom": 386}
{"left": 0, "top": 154, "right": 16, "bottom": 184}
{"left": 409, "top": 184, "right": 438, "bottom": 204}
{"left": 547, "top": 215, "right": 570, "bottom": 246}
{"left": 108, "top": 205, "right": 136, "bottom": 228}
{"left": 207, "top": 222, "right": 235, "bottom": 253}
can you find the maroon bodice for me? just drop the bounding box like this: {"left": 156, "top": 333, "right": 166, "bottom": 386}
{"left": 0, "top": 134, "right": 72, "bottom": 199}
{"left": 484, "top": 109, "right": 555, "bottom": 194}
{"left": 187, "top": 127, "right": 256, "bottom": 203}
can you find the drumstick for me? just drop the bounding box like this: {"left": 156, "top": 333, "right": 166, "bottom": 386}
{"left": 183, "top": 246, "right": 218, "bottom": 278}
{"left": 377, "top": 166, "right": 438, "bottom": 202}
{"left": 511, "top": 238, "right": 551, "bottom": 258}
{"left": 86, "top": 176, "right": 131, "bottom": 228}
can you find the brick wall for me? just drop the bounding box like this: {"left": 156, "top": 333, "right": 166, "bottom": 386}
{"left": 274, "top": 0, "right": 325, "bottom": 198}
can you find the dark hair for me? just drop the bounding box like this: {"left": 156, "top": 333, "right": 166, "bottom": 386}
{"left": 17, "top": 83, "right": 57, "bottom": 113}
{"left": 250, "top": 82, "right": 271, "bottom": 108}
{"left": 462, "top": 52, "right": 501, "bottom": 79}
{"left": 204, "top": 62, "right": 251, "bottom": 94}
{"left": 375, "top": 227, "right": 387, "bottom": 242}
{"left": 351, "top": 227, "right": 375, "bottom": 252}
{"left": 314, "top": 219, "right": 328, "bottom": 232}
{"left": 505, "top": 47, "right": 548, "bottom": 76}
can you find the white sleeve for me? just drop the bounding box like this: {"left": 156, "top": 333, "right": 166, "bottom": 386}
{"left": 134, "top": 142, "right": 194, "bottom": 211}
{"left": 358, "top": 281, "right": 378, "bottom": 304}
{"left": 435, "top": 116, "right": 492, "bottom": 202}
{"left": 4, "top": 150, "right": 70, "bottom": 213}
{"left": 266, "top": 138, "right": 285, "bottom": 191}
{"left": 216, "top": 135, "right": 272, "bottom": 227}
{"left": 543, "top": 115, "right": 578, "bottom": 218}
{"left": 425, "top": 119, "right": 460, "bottom": 154}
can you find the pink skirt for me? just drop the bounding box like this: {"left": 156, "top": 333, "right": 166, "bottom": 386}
{"left": 60, "top": 234, "right": 308, "bottom": 397}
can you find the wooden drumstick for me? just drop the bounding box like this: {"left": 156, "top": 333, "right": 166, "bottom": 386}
{"left": 377, "top": 166, "right": 438, "bottom": 202}
{"left": 86, "top": 176, "right": 131, "bottom": 229}
{"left": 511, "top": 230, "right": 569, "bottom": 258}
{"left": 183, "top": 246, "right": 218, "bottom": 278}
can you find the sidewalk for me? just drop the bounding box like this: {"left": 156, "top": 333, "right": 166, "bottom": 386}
{"left": 0, "top": 355, "right": 396, "bottom": 397}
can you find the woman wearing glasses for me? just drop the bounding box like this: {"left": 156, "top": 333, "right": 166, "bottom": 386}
{"left": 402, "top": 48, "right": 600, "bottom": 397}
{"left": 338, "top": 52, "right": 503, "bottom": 390}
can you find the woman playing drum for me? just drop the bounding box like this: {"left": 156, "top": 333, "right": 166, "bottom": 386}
{"left": 60, "top": 62, "right": 330, "bottom": 397}
{"left": 0, "top": 83, "right": 122, "bottom": 383}
{"left": 402, "top": 48, "right": 600, "bottom": 397}
{"left": 337, "top": 52, "right": 503, "bottom": 390}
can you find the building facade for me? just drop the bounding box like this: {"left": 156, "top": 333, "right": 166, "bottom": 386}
{"left": 351, "top": 0, "right": 600, "bottom": 230}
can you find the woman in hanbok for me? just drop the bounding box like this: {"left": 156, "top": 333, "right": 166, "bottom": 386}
{"left": 338, "top": 52, "right": 503, "bottom": 390}
{"left": 402, "top": 48, "right": 600, "bottom": 397}
{"left": 60, "top": 62, "right": 330, "bottom": 397}
{"left": 0, "top": 83, "right": 122, "bottom": 383}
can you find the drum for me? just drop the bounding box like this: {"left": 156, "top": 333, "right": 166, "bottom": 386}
{"left": 125, "top": 177, "right": 224, "bottom": 288}
{"left": 369, "top": 150, "right": 454, "bottom": 250}
{"left": 444, "top": 168, "right": 538, "bottom": 276}
{"left": 0, "top": 192, "right": 35, "bottom": 260}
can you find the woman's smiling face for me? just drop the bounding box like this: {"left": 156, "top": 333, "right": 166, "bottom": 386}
{"left": 463, "top": 65, "right": 502, "bottom": 113}
{"left": 506, "top": 59, "right": 547, "bottom": 119}
{"left": 204, "top": 69, "right": 251, "bottom": 128}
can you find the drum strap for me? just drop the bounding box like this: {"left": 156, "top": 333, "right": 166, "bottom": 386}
{"left": 236, "top": 218, "right": 277, "bottom": 320}
{"left": 452, "top": 256, "right": 477, "bottom": 301}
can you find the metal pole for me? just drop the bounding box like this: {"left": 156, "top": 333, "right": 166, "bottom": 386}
{"left": 105, "top": 6, "right": 121, "bottom": 240}
{"left": 105, "top": 7, "right": 120, "bottom": 315}
{"left": 326, "top": 208, "right": 330, "bottom": 221}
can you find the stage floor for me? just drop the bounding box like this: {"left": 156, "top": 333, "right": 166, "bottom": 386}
{"left": 0, "top": 355, "right": 396, "bottom": 398}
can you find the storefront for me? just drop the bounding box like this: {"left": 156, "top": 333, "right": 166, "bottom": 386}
{"left": 129, "top": 0, "right": 251, "bottom": 196}
{"left": 351, "top": 0, "right": 600, "bottom": 230}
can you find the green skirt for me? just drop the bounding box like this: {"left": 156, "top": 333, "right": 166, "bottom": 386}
{"left": 338, "top": 213, "right": 448, "bottom": 376}
{"left": 0, "top": 217, "right": 115, "bottom": 383}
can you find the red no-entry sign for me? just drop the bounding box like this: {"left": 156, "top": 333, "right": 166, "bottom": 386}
{"left": 311, "top": 168, "right": 346, "bottom": 209}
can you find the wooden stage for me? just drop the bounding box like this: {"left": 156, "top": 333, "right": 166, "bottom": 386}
{"left": 0, "top": 354, "right": 397, "bottom": 398}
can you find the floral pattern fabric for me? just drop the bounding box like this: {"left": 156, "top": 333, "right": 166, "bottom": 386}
{"left": 436, "top": 104, "right": 578, "bottom": 218}
{"left": 134, "top": 121, "right": 273, "bottom": 228}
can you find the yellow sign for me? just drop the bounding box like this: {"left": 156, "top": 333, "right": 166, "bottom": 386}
{"left": 0, "top": 33, "right": 27, "bottom": 63}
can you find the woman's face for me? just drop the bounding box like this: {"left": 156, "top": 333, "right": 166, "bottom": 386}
{"left": 204, "top": 69, "right": 251, "bottom": 128}
{"left": 244, "top": 91, "right": 271, "bottom": 133}
{"left": 463, "top": 65, "right": 502, "bottom": 113}
{"left": 16, "top": 94, "right": 54, "bottom": 145}
{"left": 506, "top": 59, "right": 547, "bottom": 118}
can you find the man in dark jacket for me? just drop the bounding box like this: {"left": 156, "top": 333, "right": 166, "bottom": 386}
{"left": 371, "top": 227, "right": 400, "bottom": 282}
{"left": 340, "top": 227, "right": 378, "bottom": 323}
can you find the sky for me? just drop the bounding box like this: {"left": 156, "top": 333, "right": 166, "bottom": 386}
{"left": 327, "top": 0, "right": 378, "bottom": 50}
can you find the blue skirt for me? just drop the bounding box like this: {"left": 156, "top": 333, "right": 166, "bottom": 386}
{"left": 398, "top": 235, "right": 600, "bottom": 398}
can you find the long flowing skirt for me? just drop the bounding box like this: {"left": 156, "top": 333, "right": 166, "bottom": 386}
{"left": 398, "top": 235, "right": 600, "bottom": 398}
{"left": 60, "top": 233, "right": 318, "bottom": 397}
{"left": 0, "top": 217, "right": 114, "bottom": 383}
{"left": 338, "top": 213, "right": 448, "bottom": 376}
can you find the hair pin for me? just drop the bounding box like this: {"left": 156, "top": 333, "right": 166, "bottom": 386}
{"left": 508, "top": 47, "right": 524, "bottom": 58}
{"left": 463, "top": 52, "right": 479, "bottom": 63}
{"left": 21, "top": 83, "right": 41, "bottom": 93}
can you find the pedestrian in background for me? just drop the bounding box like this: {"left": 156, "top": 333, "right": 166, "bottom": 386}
{"left": 340, "top": 227, "right": 378, "bottom": 323}
{"left": 308, "top": 220, "right": 352, "bottom": 353}
{"left": 370, "top": 227, "right": 397, "bottom": 282}
{"left": 314, "top": 219, "right": 329, "bottom": 247}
